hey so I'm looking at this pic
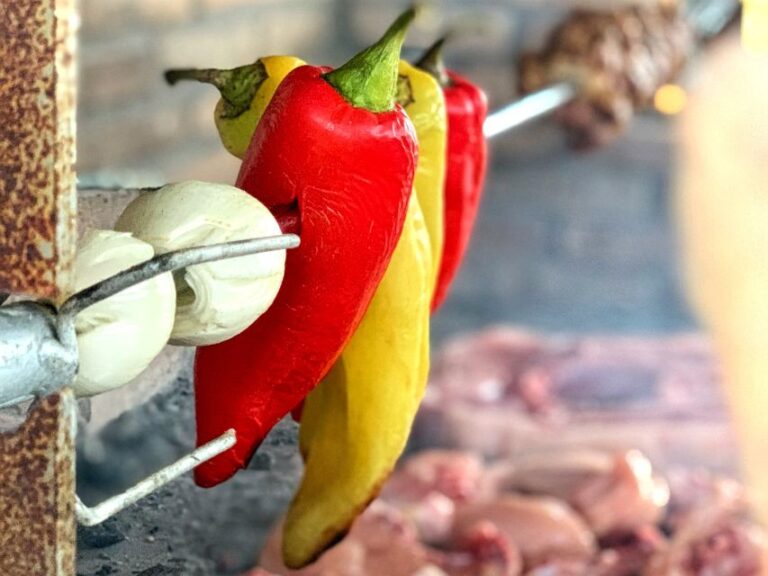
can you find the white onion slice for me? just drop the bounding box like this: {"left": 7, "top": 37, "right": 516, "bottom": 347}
{"left": 73, "top": 229, "right": 176, "bottom": 397}
{"left": 115, "top": 181, "right": 286, "bottom": 346}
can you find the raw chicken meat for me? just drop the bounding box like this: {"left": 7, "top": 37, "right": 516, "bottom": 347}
{"left": 437, "top": 521, "right": 523, "bottom": 576}
{"left": 452, "top": 495, "right": 596, "bottom": 566}
{"left": 380, "top": 450, "right": 488, "bottom": 542}
{"left": 645, "top": 512, "right": 764, "bottom": 575}
{"left": 381, "top": 450, "right": 487, "bottom": 504}
{"left": 256, "top": 448, "right": 764, "bottom": 576}
{"left": 497, "top": 448, "right": 669, "bottom": 538}
{"left": 497, "top": 448, "right": 614, "bottom": 502}
{"left": 571, "top": 450, "right": 669, "bottom": 537}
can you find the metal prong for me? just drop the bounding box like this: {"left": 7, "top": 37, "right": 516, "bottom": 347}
{"left": 686, "top": 0, "right": 740, "bottom": 39}
{"left": 60, "top": 234, "right": 300, "bottom": 318}
{"left": 0, "top": 395, "right": 34, "bottom": 411}
{"left": 483, "top": 82, "right": 578, "bottom": 139}
{"left": 75, "top": 429, "right": 236, "bottom": 526}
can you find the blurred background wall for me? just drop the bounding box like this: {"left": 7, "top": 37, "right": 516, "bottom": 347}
{"left": 76, "top": 0, "right": 553, "bottom": 182}
{"left": 76, "top": 0, "right": 695, "bottom": 340}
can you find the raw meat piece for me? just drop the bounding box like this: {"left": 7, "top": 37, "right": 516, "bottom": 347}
{"left": 381, "top": 450, "right": 487, "bottom": 504}
{"left": 453, "top": 495, "right": 596, "bottom": 566}
{"left": 664, "top": 469, "right": 748, "bottom": 531}
{"left": 592, "top": 526, "right": 666, "bottom": 576}
{"left": 499, "top": 448, "right": 669, "bottom": 538}
{"left": 645, "top": 514, "right": 764, "bottom": 575}
{"left": 380, "top": 450, "right": 488, "bottom": 543}
{"left": 437, "top": 521, "right": 523, "bottom": 576}
{"left": 571, "top": 450, "right": 669, "bottom": 537}
{"left": 498, "top": 448, "right": 614, "bottom": 501}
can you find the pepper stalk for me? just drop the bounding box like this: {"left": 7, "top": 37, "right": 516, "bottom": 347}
{"left": 415, "top": 36, "right": 452, "bottom": 88}
{"left": 164, "top": 62, "right": 269, "bottom": 118}
{"left": 325, "top": 8, "right": 417, "bottom": 112}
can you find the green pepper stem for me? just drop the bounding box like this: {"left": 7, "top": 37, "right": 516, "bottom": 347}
{"left": 163, "top": 61, "right": 268, "bottom": 119}
{"left": 415, "top": 36, "right": 451, "bottom": 88}
{"left": 324, "top": 8, "right": 416, "bottom": 112}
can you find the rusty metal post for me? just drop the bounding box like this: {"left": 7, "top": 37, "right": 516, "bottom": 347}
{"left": 0, "top": 0, "right": 78, "bottom": 299}
{"left": 0, "top": 391, "right": 77, "bottom": 575}
{"left": 0, "top": 0, "right": 79, "bottom": 573}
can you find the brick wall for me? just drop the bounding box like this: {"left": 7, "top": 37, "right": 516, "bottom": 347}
{"left": 76, "top": 0, "right": 572, "bottom": 186}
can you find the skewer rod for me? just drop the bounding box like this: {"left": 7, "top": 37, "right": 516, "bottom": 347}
{"left": 61, "top": 233, "right": 300, "bottom": 318}
{"left": 483, "top": 82, "right": 577, "bottom": 139}
{"left": 75, "top": 429, "right": 237, "bottom": 526}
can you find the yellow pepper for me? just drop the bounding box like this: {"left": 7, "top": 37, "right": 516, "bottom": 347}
{"left": 398, "top": 59, "right": 447, "bottom": 296}
{"left": 282, "top": 194, "right": 432, "bottom": 569}
{"left": 165, "top": 55, "right": 306, "bottom": 159}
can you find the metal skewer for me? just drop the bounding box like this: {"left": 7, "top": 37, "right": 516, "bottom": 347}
{"left": 0, "top": 395, "right": 34, "bottom": 411}
{"left": 483, "top": 81, "right": 578, "bottom": 139}
{"left": 76, "top": 429, "right": 237, "bottom": 526}
{"left": 61, "top": 233, "right": 300, "bottom": 318}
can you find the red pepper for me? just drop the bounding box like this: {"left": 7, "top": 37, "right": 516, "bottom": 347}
{"left": 418, "top": 39, "right": 489, "bottom": 312}
{"left": 193, "top": 10, "right": 418, "bottom": 488}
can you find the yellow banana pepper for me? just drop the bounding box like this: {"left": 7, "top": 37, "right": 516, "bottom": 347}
{"left": 398, "top": 60, "right": 447, "bottom": 296}
{"left": 165, "top": 55, "right": 306, "bottom": 159}
{"left": 282, "top": 195, "right": 432, "bottom": 569}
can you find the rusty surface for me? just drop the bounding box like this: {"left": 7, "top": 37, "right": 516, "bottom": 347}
{"left": 0, "top": 0, "right": 77, "bottom": 299}
{"left": 0, "top": 390, "right": 77, "bottom": 576}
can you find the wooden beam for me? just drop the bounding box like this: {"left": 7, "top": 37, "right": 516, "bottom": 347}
{"left": 0, "top": 0, "right": 77, "bottom": 298}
